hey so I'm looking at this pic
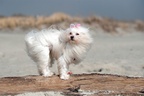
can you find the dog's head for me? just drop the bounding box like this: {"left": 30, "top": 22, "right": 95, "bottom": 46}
{"left": 60, "top": 24, "right": 92, "bottom": 45}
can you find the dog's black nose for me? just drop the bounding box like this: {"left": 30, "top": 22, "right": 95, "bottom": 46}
{"left": 70, "top": 36, "right": 74, "bottom": 40}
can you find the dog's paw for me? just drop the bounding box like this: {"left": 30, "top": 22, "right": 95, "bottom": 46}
{"left": 60, "top": 74, "right": 70, "bottom": 80}
{"left": 43, "top": 71, "right": 54, "bottom": 77}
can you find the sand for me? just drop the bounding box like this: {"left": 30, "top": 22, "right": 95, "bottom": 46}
{"left": 0, "top": 30, "right": 144, "bottom": 78}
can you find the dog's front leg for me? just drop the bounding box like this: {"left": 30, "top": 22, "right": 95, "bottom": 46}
{"left": 58, "top": 56, "right": 70, "bottom": 80}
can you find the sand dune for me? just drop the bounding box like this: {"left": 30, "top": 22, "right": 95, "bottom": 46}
{"left": 0, "top": 13, "right": 144, "bottom": 33}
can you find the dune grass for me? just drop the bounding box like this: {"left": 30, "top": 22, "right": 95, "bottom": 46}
{"left": 0, "top": 13, "right": 144, "bottom": 32}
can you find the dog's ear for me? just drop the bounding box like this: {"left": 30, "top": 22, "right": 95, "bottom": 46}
{"left": 70, "top": 24, "right": 75, "bottom": 29}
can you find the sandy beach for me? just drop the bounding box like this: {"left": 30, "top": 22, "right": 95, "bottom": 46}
{"left": 0, "top": 1, "right": 144, "bottom": 95}
{"left": 0, "top": 29, "right": 144, "bottom": 78}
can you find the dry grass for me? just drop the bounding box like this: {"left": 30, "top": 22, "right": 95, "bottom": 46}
{"left": 0, "top": 12, "right": 144, "bottom": 32}
{"left": 0, "top": 13, "right": 71, "bottom": 30}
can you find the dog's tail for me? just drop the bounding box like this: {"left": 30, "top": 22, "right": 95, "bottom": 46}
{"left": 24, "top": 31, "right": 37, "bottom": 56}
{"left": 25, "top": 31, "right": 36, "bottom": 45}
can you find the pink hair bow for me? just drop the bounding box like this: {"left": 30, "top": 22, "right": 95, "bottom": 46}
{"left": 70, "top": 24, "right": 81, "bottom": 28}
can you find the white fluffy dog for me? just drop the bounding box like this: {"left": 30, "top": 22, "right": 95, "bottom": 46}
{"left": 25, "top": 24, "right": 92, "bottom": 80}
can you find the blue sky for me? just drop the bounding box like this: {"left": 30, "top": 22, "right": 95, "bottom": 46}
{"left": 0, "top": 0, "right": 144, "bottom": 20}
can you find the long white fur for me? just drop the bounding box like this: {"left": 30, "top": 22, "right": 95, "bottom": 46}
{"left": 25, "top": 24, "right": 92, "bottom": 80}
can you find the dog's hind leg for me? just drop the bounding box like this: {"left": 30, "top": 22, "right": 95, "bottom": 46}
{"left": 36, "top": 46, "right": 54, "bottom": 77}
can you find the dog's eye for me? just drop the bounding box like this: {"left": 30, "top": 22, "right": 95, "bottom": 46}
{"left": 76, "top": 33, "right": 79, "bottom": 35}
{"left": 69, "top": 32, "right": 72, "bottom": 35}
